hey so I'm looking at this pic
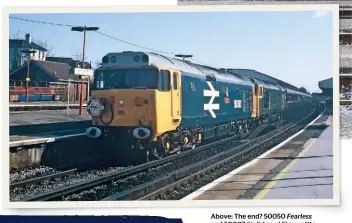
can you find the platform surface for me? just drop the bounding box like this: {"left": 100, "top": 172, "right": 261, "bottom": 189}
{"left": 10, "top": 109, "right": 91, "bottom": 126}
{"left": 255, "top": 117, "right": 333, "bottom": 199}
{"left": 10, "top": 101, "right": 87, "bottom": 107}
{"left": 10, "top": 128, "right": 86, "bottom": 142}
{"left": 183, "top": 114, "right": 333, "bottom": 200}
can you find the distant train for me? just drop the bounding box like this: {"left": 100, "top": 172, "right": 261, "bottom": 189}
{"left": 85, "top": 51, "right": 312, "bottom": 161}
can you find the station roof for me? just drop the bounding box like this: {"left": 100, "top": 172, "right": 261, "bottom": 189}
{"left": 318, "top": 77, "right": 333, "bottom": 90}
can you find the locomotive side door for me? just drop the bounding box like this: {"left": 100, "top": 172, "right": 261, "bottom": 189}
{"left": 252, "top": 84, "right": 258, "bottom": 118}
{"left": 258, "top": 85, "right": 264, "bottom": 117}
{"left": 251, "top": 82, "right": 264, "bottom": 118}
{"left": 170, "top": 69, "right": 181, "bottom": 123}
{"left": 282, "top": 90, "right": 286, "bottom": 109}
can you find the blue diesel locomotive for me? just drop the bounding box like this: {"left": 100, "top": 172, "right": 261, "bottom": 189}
{"left": 86, "top": 51, "right": 311, "bottom": 160}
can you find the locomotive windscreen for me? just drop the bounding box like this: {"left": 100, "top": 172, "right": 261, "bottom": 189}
{"left": 95, "top": 68, "right": 159, "bottom": 89}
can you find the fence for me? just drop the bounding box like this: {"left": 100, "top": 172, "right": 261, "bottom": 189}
{"left": 9, "top": 80, "right": 87, "bottom": 103}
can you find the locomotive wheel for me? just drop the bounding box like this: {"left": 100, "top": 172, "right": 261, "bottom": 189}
{"left": 146, "top": 150, "right": 151, "bottom": 163}
{"left": 151, "top": 147, "right": 165, "bottom": 160}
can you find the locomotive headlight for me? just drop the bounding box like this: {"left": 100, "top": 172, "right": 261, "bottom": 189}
{"left": 85, "top": 127, "right": 102, "bottom": 138}
{"left": 133, "top": 127, "right": 150, "bottom": 139}
{"left": 110, "top": 56, "right": 117, "bottom": 63}
{"left": 134, "top": 55, "right": 141, "bottom": 62}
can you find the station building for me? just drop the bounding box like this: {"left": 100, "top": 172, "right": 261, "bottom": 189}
{"left": 318, "top": 78, "right": 333, "bottom": 96}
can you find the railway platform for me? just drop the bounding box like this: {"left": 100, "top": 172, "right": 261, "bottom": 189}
{"left": 182, "top": 113, "right": 333, "bottom": 200}
{"left": 10, "top": 131, "right": 86, "bottom": 147}
{"left": 10, "top": 101, "right": 88, "bottom": 112}
{"left": 10, "top": 109, "right": 90, "bottom": 126}
{"left": 10, "top": 109, "right": 90, "bottom": 148}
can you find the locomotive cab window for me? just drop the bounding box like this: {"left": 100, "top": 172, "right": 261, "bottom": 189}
{"left": 159, "top": 70, "right": 170, "bottom": 91}
{"left": 94, "top": 68, "right": 159, "bottom": 89}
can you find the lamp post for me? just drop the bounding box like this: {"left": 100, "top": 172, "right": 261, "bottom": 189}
{"left": 71, "top": 26, "right": 99, "bottom": 115}
{"left": 21, "top": 50, "right": 36, "bottom": 103}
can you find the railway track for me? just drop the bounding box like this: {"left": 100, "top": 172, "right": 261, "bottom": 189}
{"left": 11, "top": 104, "right": 322, "bottom": 202}
{"left": 104, "top": 105, "right": 321, "bottom": 201}
{"left": 15, "top": 135, "right": 246, "bottom": 201}
{"left": 10, "top": 169, "right": 77, "bottom": 190}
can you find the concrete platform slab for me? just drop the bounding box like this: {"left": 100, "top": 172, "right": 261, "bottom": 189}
{"left": 10, "top": 101, "right": 86, "bottom": 107}
{"left": 10, "top": 109, "right": 90, "bottom": 126}
{"left": 255, "top": 124, "right": 333, "bottom": 199}
{"left": 182, "top": 113, "right": 333, "bottom": 200}
{"left": 9, "top": 132, "right": 85, "bottom": 148}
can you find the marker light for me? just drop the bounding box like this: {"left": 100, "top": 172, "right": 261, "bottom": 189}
{"left": 110, "top": 56, "right": 117, "bottom": 63}
{"left": 134, "top": 55, "right": 140, "bottom": 62}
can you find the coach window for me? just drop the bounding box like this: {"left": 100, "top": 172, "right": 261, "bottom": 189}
{"left": 159, "top": 70, "right": 170, "bottom": 91}
{"left": 173, "top": 72, "right": 178, "bottom": 90}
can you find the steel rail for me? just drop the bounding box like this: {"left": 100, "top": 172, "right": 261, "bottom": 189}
{"left": 10, "top": 169, "right": 77, "bottom": 190}
{"left": 20, "top": 133, "right": 261, "bottom": 201}
{"left": 19, "top": 117, "right": 282, "bottom": 201}
{"left": 19, "top": 104, "right": 321, "bottom": 201}
{"left": 103, "top": 105, "right": 322, "bottom": 201}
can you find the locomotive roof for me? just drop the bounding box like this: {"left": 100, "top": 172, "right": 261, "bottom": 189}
{"left": 225, "top": 69, "right": 311, "bottom": 97}
{"left": 100, "top": 51, "right": 311, "bottom": 97}
{"left": 101, "top": 51, "right": 253, "bottom": 86}
{"left": 227, "top": 69, "right": 301, "bottom": 92}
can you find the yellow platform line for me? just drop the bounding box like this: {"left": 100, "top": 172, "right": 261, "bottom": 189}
{"left": 253, "top": 138, "right": 317, "bottom": 199}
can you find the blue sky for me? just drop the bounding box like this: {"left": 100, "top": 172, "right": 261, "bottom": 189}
{"left": 9, "top": 11, "right": 333, "bottom": 92}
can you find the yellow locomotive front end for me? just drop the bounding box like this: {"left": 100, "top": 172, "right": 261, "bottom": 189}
{"left": 85, "top": 52, "right": 182, "bottom": 161}
{"left": 89, "top": 88, "right": 157, "bottom": 137}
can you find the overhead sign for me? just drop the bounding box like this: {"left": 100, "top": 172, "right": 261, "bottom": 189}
{"left": 74, "top": 68, "right": 94, "bottom": 77}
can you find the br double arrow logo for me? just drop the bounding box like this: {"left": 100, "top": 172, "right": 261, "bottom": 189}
{"left": 203, "top": 81, "right": 219, "bottom": 118}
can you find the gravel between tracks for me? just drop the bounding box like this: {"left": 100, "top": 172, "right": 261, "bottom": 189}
{"left": 148, "top": 116, "right": 320, "bottom": 200}
{"left": 10, "top": 167, "right": 126, "bottom": 201}
{"left": 62, "top": 107, "right": 316, "bottom": 201}
{"left": 10, "top": 166, "right": 57, "bottom": 184}
{"left": 10, "top": 104, "right": 316, "bottom": 201}
{"left": 159, "top": 133, "right": 313, "bottom": 200}
{"left": 62, "top": 141, "right": 243, "bottom": 201}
